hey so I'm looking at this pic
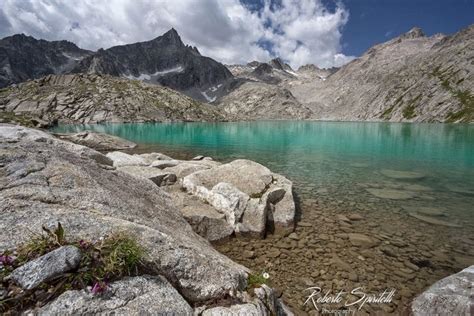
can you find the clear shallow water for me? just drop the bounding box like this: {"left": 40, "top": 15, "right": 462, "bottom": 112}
{"left": 53, "top": 121, "right": 474, "bottom": 313}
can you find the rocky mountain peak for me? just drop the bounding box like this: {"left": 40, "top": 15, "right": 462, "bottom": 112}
{"left": 253, "top": 63, "right": 273, "bottom": 75}
{"left": 159, "top": 28, "right": 184, "bottom": 46}
{"left": 298, "top": 64, "right": 321, "bottom": 72}
{"left": 2, "top": 33, "right": 26, "bottom": 41}
{"left": 247, "top": 61, "right": 260, "bottom": 68}
{"left": 400, "top": 27, "right": 425, "bottom": 39}
{"left": 270, "top": 58, "right": 293, "bottom": 71}
{"left": 0, "top": 34, "right": 92, "bottom": 87}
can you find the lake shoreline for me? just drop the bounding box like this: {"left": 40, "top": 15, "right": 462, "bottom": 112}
{"left": 6, "top": 123, "right": 473, "bottom": 314}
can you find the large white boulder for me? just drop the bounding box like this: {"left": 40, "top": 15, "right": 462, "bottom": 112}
{"left": 182, "top": 159, "right": 295, "bottom": 237}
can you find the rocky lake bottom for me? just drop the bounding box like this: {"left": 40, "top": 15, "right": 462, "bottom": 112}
{"left": 52, "top": 121, "right": 474, "bottom": 314}
{"left": 216, "top": 175, "right": 474, "bottom": 314}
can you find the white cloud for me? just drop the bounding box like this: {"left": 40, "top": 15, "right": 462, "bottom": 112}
{"left": 0, "top": 0, "right": 355, "bottom": 69}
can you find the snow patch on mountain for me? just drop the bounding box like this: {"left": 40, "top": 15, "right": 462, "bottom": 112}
{"left": 201, "top": 91, "right": 217, "bottom": 103}
{"left": 124, "top": 66, "right": 185, "bottom": 81}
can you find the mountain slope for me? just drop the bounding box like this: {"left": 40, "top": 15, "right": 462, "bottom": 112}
{"left": 0, "top": 34, "right": 92, "bottom": 88}
{"left": 72, "top": 29, "right": 234, "bottom": 102}
{"left": 217, "top": 81, "right": 312, "bottom": 120}
{"left": 0, "top": 74, "right": 223, "bottom": 125}
{"left": 295, "top": 26, "right": 474, "bottom": 123}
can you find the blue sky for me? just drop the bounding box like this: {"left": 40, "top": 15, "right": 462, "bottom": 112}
{"left": 1, "top": 0, "right": 473, "bottom": 68}
{"left": 339, "top": 0, "right": 474, "bottom": 56}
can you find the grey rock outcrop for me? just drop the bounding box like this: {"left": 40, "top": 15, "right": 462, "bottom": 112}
{"left": 38, "top": 275, "right": 193, "bottom": 315}
{"left": 202, "top": 284, "right": 293, "bottom": 316}
{"left": 10, "top": 245, "right": 82, "bottom": 290}
{"left": 0, "top": 124, "right": 248, "bottom": 303}
{"left": 0, "top": 124, "right": 113, "bottom": 166}
{"left": 106, "top": 151, "right": 148, "bottom": 167}
{"left": 217, "top": 81, "right": 313, "bottom": 120}
{"left": 411, "top": 265, "right": 474, "bottom": 315}
{"left": 150, "top": 159, "right": 180, "bottom": 169}
{"left": 180, "top": 200, "right": 234, "bottom": 242}
{"left": 101, "top": 151, "right": 295, "bottom": 241}
{"left": 0, "top": 73, "right": 224, "bottom": 125}
{"left": 54, "top": 131, "right": 137, "bottom": 151}
{"left": 138, "top": 152, "right": 173, "bottom": 163}
{"left": 202, "top": 304, "right": 261, "bottom": 315}
{"left": 163, "top": 162, "right": 213, "bottom": 178}
{"left": 117, "top": 165, "right": 177, "bottom": 186}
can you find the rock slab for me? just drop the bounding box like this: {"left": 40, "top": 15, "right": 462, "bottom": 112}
{"left": 411, "top": 265, "right": 474, "bottom": 316}
{"left": 0, "top": 124, "right": 247, "bottom": 303}
{"left": 117, "top": 165, "right": 177, "bottom": 186}
{"left": 10, "top": 245, "right": 82, "bottom": 290}
{"left": 38, "top": 275, "right": 193, "bottom": 315}
{"left": 54, "top": 131, "right": 137, "bottom": 151}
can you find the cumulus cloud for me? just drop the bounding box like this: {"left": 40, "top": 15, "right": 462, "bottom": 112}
{"left": 0, "top": 0, "right": 355, "bottom": 69}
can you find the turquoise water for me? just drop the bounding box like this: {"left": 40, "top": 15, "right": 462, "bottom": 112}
{"left": 53, "top": 121, "right": 474, "bottom": 175}
{"left": 53, "top": 121, "right": 474, "bottom": 220}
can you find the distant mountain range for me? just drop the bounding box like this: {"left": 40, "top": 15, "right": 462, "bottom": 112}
{"left": 0, "top": 25, "right": 473, "bottom": 123}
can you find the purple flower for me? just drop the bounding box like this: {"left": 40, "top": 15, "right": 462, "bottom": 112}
{"left": 91, "top": 281, "right": 108, "bottom": 295}
{"left": 0, "top": 255, "right": 14, "bottom": 266}
{"left": 79, "top": 240, "right": 88, "bottom": 249}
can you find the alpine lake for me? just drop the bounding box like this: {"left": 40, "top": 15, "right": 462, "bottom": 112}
{"left": 52, "top": 121, "right": 474, "bottom": 314}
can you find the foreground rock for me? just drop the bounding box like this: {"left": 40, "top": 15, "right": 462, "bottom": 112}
{"left": 54, "top": 131, "right": 137, "bottom": 151}
{"left": 105, "top": 151, "right": 148, "bottom": 167}
{"left": 105, "top": 149, "right": 296, "bottom": 241}
{"left": 171, "top": 191, "right": 234, "bottom": 242}
{"left": 0, "top": 124, "right": 247, "bottom": 303}
{"left": 10, "top": 246, "right": 82, "bottom": 290}
{"left": 202, "top": 284, "right": 292, "bottom": 316}
{"left": 411, "top": 265, "right": 474, "bottom": 315}
{"left": 38, "top": 275, "right": 193, "bottom": 315}
{"left": 183, "top": 159, "right": 296, "bottom": 238}
{"left": 203, "top": 304, "right": 260, "bottom": 315}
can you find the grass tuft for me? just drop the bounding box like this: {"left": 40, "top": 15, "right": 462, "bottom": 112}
{"left": 98, "top": 233, "right": 144, "bottom": 278}
{"left": 402, "top": 105, "right": 416, "bottom": 119}
{"left": 0, "top": 223, "right": 146, "bottom": 313}
{"left": 247, "top": 272, "right": 269, "bottom": 290}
